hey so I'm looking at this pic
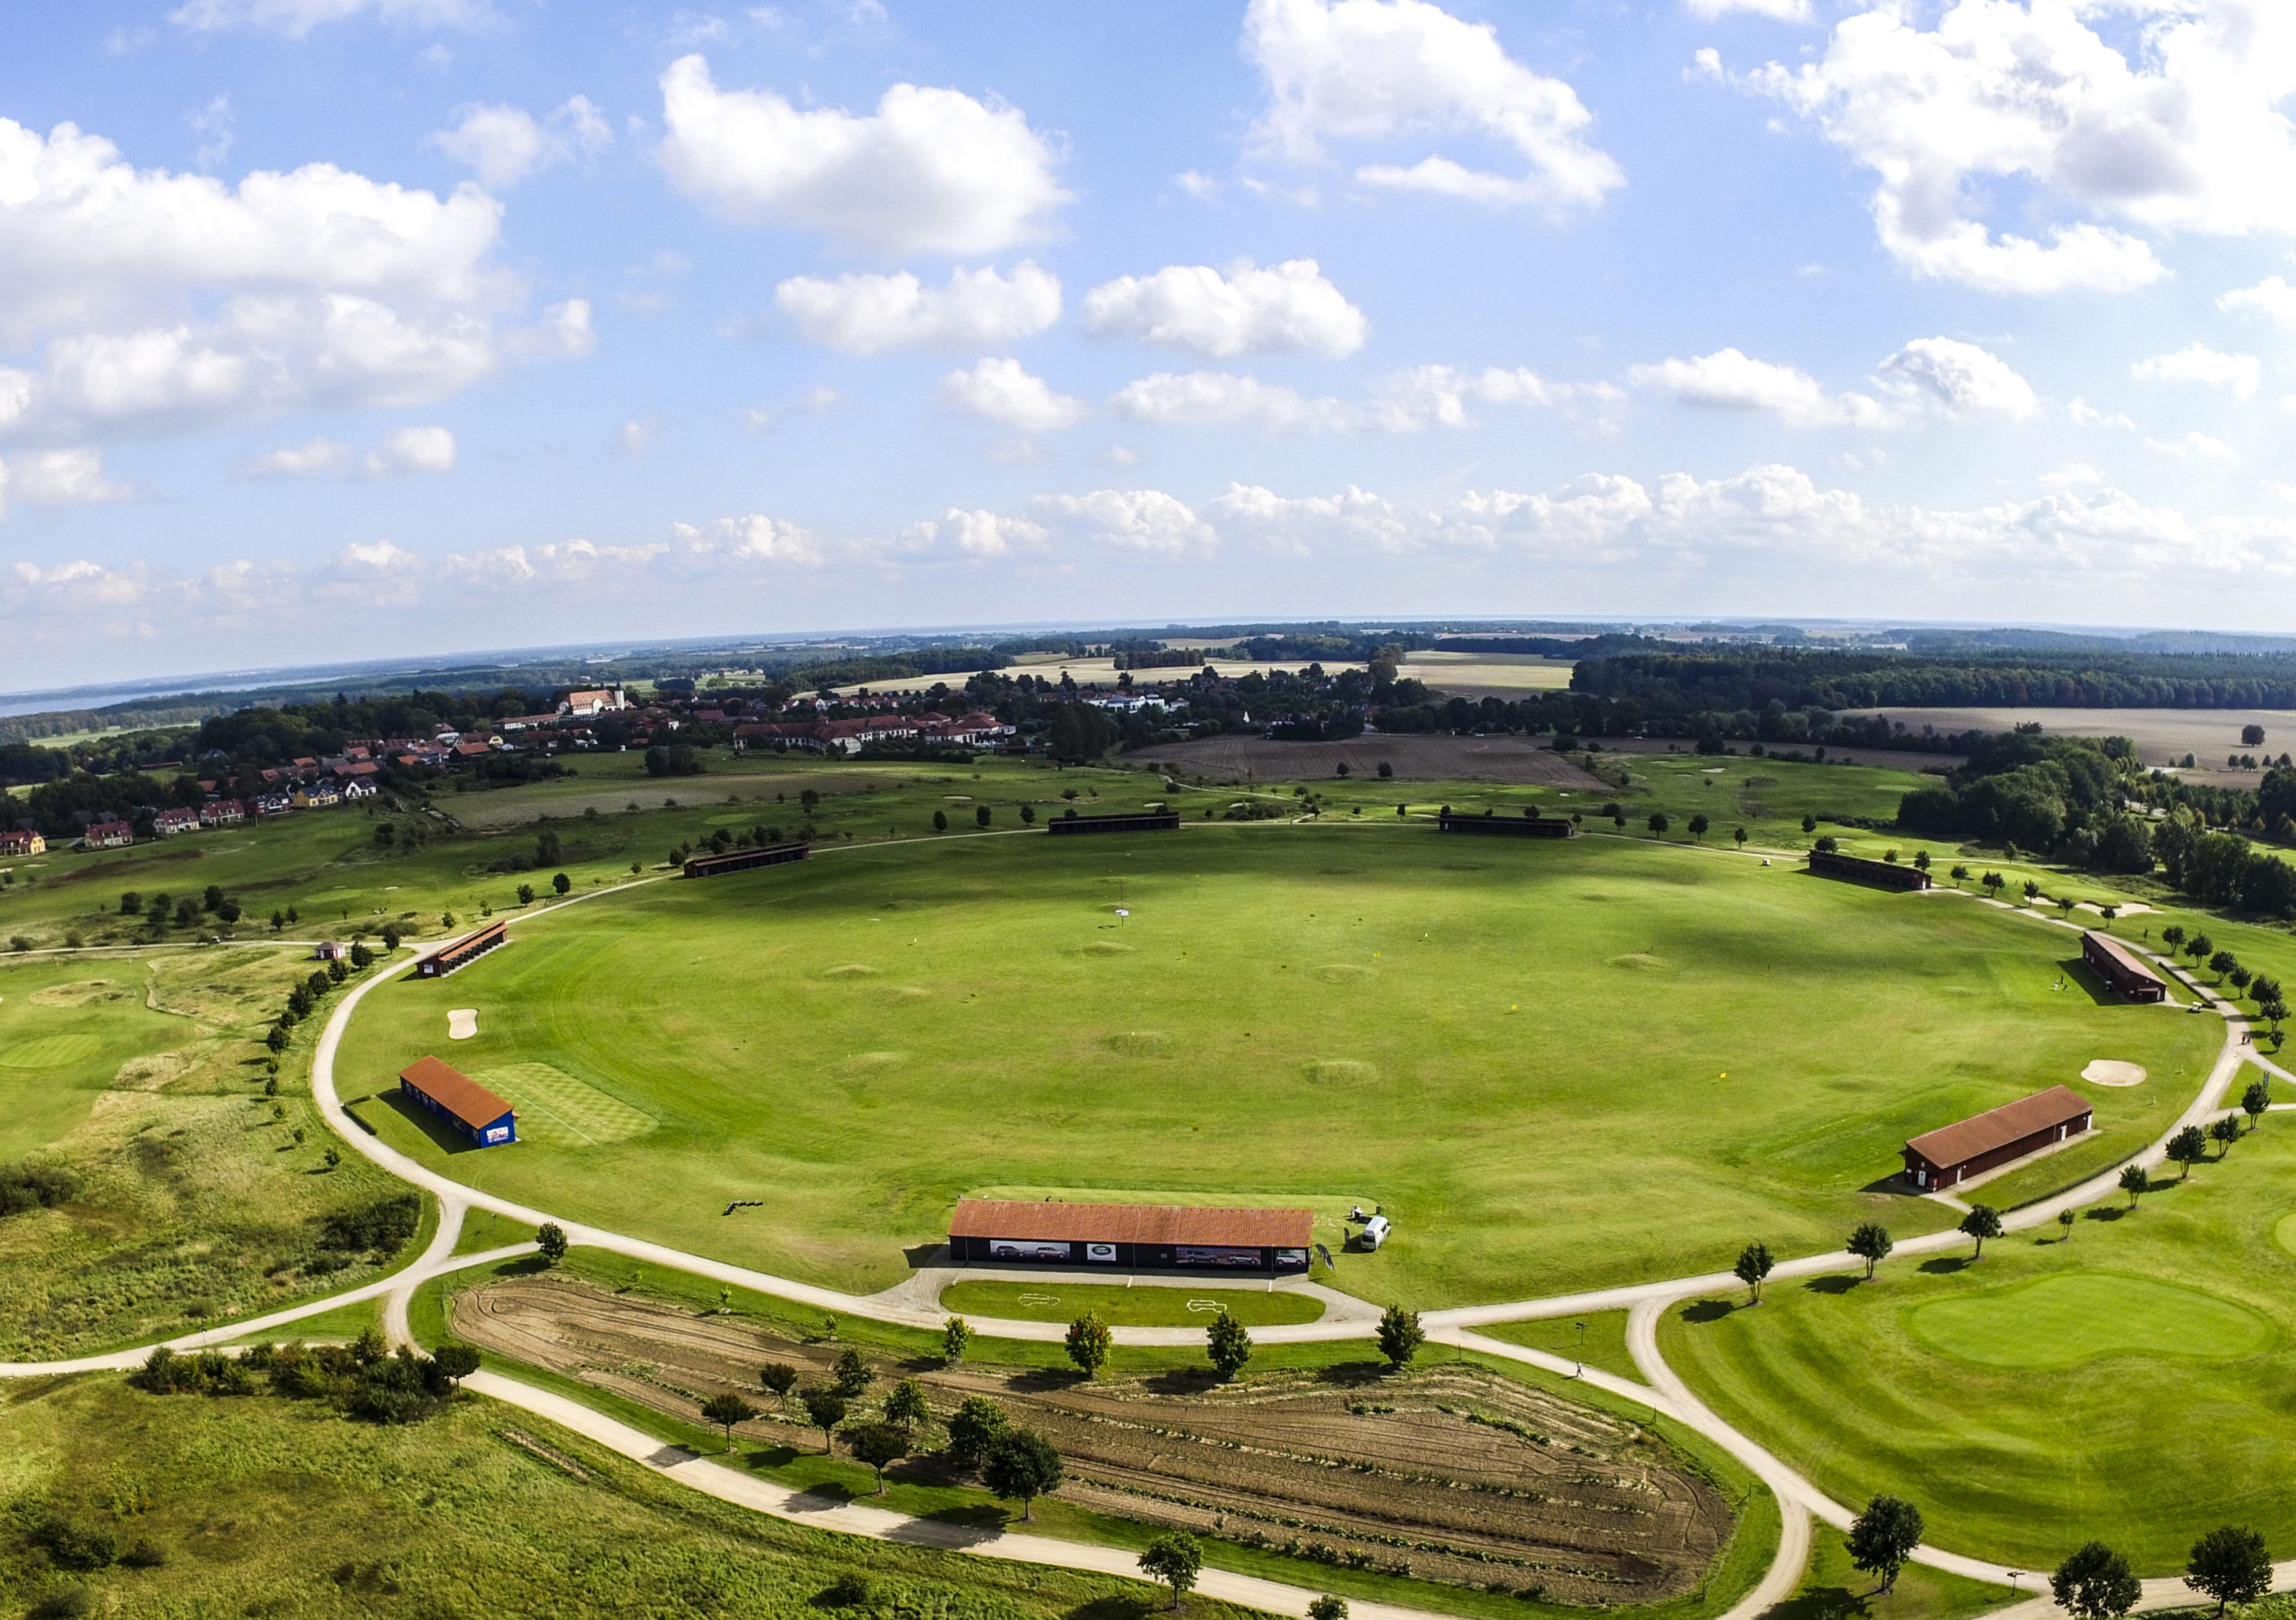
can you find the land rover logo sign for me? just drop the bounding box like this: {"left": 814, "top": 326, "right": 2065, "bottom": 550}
{"left": 1087, "top": 1242, "right": 1118, "bottom": 1262}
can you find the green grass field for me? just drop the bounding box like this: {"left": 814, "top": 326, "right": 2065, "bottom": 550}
{"left": 1661, "top": 1117, "right": 2296, "bottom": 1571}
{"left": 335, "top": 823, "right": 2219, "bottom": 1305}
{"left": 0, "top": 1374, "right": 1255, "bottom": 1620}
{"left": 1474, "top": 1311, "right": 1643, "bottom": 1384}
{"left": 936, "top": 1278, "right": 1326, "bottom": 1327}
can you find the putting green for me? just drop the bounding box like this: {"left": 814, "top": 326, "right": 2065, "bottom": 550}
{"left": 471, "top": 1062, "right": 656, "bottom": 1148}
{"left": 0, "top": 1032, "right": 104, "bottom": 1071}
{"left": 1908, "top": 1275, "right": 2272, "bottom": 1366}
{"left": 337, "top": 828, "right": 2217, "bottom": 1302}
{"left": 2273, "top": 1209, "right": 2296, "bottom": 1258}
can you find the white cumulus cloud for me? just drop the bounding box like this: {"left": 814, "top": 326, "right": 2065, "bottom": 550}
{"left": 2220, "top": 275, "right": 2296, "bottom": 331}
{"left": 673, "top": 512, "right": 825, "bottom": 565}
{"left": 6, "top": 448, "right": 130, "bottom": 508}
{"left": 1082, "top": 258, "right": 1367, "bottom": 359}
{"left": 1629, "top": 348, "right": 1907, "bottom": 428}
{"left": 1031, "top": 488, "right": 1218, "bottom": 555}
{"left": 1877, "top": 337, "right": 2039, "bottom": 419}
{"left": 1243, "top": 0, "right": 1623, "bottom": 213}
{"left": 657, "top": 54, "right": 1070, "bottom": 254}
{"left": 1368, "top": 364, "right": 1625, "bottom": 431}
{"left": 364, "top": 423, "right": 455, "bottom": 475}
{"left": 2132, "top": 344, "right": 2260, "bottom": 400}
{"left": 773, "top": 263, "right": 1060, "bottom": 353}
{"left": 1744, "top": 0, "right": 2296, "bottom": 293}
{"left": 935, "top": 358, "right": 1089, "bottom": 432}
{"left": 1109, "top": 370, "right": 1358, "bottom": 434}
{"left": 428, "top": 97, "right": 612, "bottom": 188}
{"left": 0, "top": 116, "right": 577, "bottom": 441}
{"left": 900, "top": 507, "right": 1051, "bottom": 558}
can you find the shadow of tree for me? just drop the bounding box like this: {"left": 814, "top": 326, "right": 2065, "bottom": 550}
{"left": 1804, "top": 1276, "right": 1861, "bottom": 1295}
{"left": 1917, "top": 1257, "right": 1969, "bottom": 1276}
{"left": 1679, "top": 1298, "right": 1736, "bottom": 1324}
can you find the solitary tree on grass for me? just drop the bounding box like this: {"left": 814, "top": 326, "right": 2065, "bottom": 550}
{"left": 2231, "top": 965, "right": 2254, "bottom": 996}
{"left": 942, "top": 1316, "right": 973, "bottom": 1364}
{"left": 1377, "top": 1303, "right": 1424, "bottom": 1370}
{"left": 2058, "top": 1208, "right": 2076, "bottom": 1241}
{"left": 2023, "top": 879, "right": 2042, "bottom": 902}
{"left": 975, "top": 805, "right": 992, "bottom": 827}
{"left": 845, "top": 1422, "right": 909, "bottom": 1493}
{"left": 1735, "top": 1241, "right": 1774, "bottom": 1304}
{"left": 946, "top": 1396, "right": 1008, "bottom": 1468}
{"left": 759, "top": 1363, "right": 798, "bottom": 1405}
{"left": 2186, "top": 1526, "right": 2272, "bottom": 1616}
{"left": 932, "top": 810, "right": 948, "bottom": 832}
{"left": 432, "top": 1343, "right": 482, "bottom": 1389}
{"left": 1802, "top": 814, "right": 1817, "bottom": 834}
{"left": 1647, "top": 812, "right": 1669, "bottom": 839}
{"left": 1983, "top": 872, "right": 2006, "bottom": 899}
{"left": 535, "top": 1223, "right": 568, "bottom": 1266}
{"left": 1139, "top": 1532, "right": 1204, "bottom": 1609}
{"left": 1959, "top": 1204, "right": 2003, "bottom": 1259}
{"left": 2100, "top": 904, "right": 2118, "bottom": 928}
{"left": 1847, "top": 1223, "right": 1892, "bottom": 1280}
{"left": 2243, "top": 1080, "right": 2272, "bottom": 1131}
{"left": 1914, "top": 849, "right": 1932, "bottom": 873}
{"left": 832, "top": 1348, "right": 874, "bottom": 1398}
{"left": 2052, "top": 1540, "right": 2142, "bottom": 1620}
{"left": 1950, "top": 864, "right": 1970, "bottom": 886}
{"left": 700, "top": 1392, "right": 759, "bottom": 1453}
{"left": 1309, "top": 1598, "right": 1349, "bottom": 1620}
{"left": 800, "top": 1388, "right": 848, "bottom": 1453}
{"left": 2188, "top": 932, "right": 2215, "bottom": 966}
{"left": 2211, "top": 950, "right": 2239, "bottom": 982}
{"left": 1688, "top": 814, "right": 1709, "bottom": 842}
{"left": 883, "top": 1378, "right": 930, "bottom": 1438}
{"left": 2118, "top": 1163, "right": 2149, "bottom": 1207}
{"left": 552, "top": 871, "right": 571, "bottom": 896}
{"left": 2211, "top": 1116, "right": 2242, "bottom": 1157}
{"left": 1845, "top": 1494, "right": 1924, "bottom": 1595}
{"left": 1065, "top": 1312, "right": 1112, "bottom": 1380}
{"left": 1206, "top": 1310, "right": 1253, "bottom": 1380}
{"left": 980, "top": 1428, "right": 1063, "bottom": 1521}
{"left": 1734, "top": 826, "right": 1748, "bottom": 849}
{"left": 2161, "top": 924, "right": 2187, "bottom": 954}
{"left": 2168, "top": 1125, "right": 2209, "bottom": 1179}
{"left": 517, "top": 883, "right": 536, "bottom": 907}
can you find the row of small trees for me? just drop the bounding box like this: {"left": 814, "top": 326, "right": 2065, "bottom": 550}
{"left": 1844, "top": 1492, "right": 2269, "bottom": 1620}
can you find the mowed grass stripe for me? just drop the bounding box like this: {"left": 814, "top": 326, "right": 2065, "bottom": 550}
{"left": 474, "top": 1062, "right": 656, "bottom": 1148}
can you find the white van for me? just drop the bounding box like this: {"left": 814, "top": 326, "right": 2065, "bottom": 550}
{"left": 1359, "top": 1215, "right": 1391, "bottom": 1251}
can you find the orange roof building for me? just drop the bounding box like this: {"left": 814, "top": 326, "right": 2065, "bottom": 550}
{"left": 949, "top": 1198, "right": 1311, "bottom": 1272}
{"left": 398, "top": 1056, "right": 517, "bottom": 1147}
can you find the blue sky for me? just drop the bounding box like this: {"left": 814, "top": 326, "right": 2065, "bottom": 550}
{"left": 3, "top": 0, "right": 2294, "bottom": 684}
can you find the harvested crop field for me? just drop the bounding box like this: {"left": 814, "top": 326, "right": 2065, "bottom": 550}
{"left": 1127, "top": 734, "right": 1607, "bottom": 787}
{"left": 456, "top": 1275, "right": 1732, "bottom": 1604}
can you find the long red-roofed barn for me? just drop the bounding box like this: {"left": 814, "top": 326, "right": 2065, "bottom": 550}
{"left": 1900, "top": 1084, "right": 2092, "bottom": 1190}
{"left": 950, "top": 1198, "right": 1310, "bottom": 1272}
{"left": 2082, "top": 930, "right": 2168, "bottom": 1003}
{"left": 399, "top": 1056, "right": 517, "bottom": 1147}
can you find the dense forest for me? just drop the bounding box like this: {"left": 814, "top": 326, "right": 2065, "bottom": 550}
{"left": 1571, "top": 647, "right": 2296, "bottom": 711}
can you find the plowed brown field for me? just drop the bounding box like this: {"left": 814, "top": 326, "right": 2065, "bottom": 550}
{"left": 455, "top": 1276, "right": 1731, "bottom": 1603}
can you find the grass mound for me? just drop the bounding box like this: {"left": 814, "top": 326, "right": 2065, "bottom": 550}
{"left": 1605, "top": 954, "right": 1672, "bottom": 971}
{"left": 1907, "top": 1275, "right": 2273, "bottom": 1366}
{"left": 1105, "top": 1030, "right": 1176, "bottom": 1057}
{"left": 29, "top": 980, "right": 116, "bottom": 1007}
{"left": 829, "top": 1051, "right": 906, "bottom": 1078}
{"left": 474, "top": 1062, "right": 655, "bottom": 1148}
{"left": 820, "top": 963, "right": 878, "bottom": 979}
{"left": 1306, "top": 1059, "right": 1379, "bottom": 1084}
{"left": 889, "top": 986, "right": 933, "bottom": 1001}
{"left": 1080, "top": 940, "right": 1135, "bottom": 956}
{"left": 1316, "top": 963, "right": 1374, "bottom": 983}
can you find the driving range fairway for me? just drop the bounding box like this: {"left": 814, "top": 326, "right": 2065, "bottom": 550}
{"left": 333, "top": 822, "right": 2217, "bottom": 1302}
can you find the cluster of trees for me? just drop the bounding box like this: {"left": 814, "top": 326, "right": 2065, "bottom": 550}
{"left": 1573, "top": 645, "right": 2296, "bottom": 712}
{"left": 132, "top": 1326, "right": 482, "bottom": 1424}
{"left": 265, "top": 943, "right": 382, "bottom": 1053}
{"left": 121, "top": 884, "right": 243, "bottom": 932}
{"left": 0, "top": 1160, "right": 78, "bottom": 1218}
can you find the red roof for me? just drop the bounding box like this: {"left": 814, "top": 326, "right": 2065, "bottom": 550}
{"left": 1905, "top": 1084, "right": 2092, "bottom": 1171}
{"left": 2083, "top": 930, "right": 2165, "bottom": 987}
{"left": 951, "top": 1198, "right": 1311, "bottom": 1247}
{"left": 398, "top": 1056, "right": 515, "bottom": 1130}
